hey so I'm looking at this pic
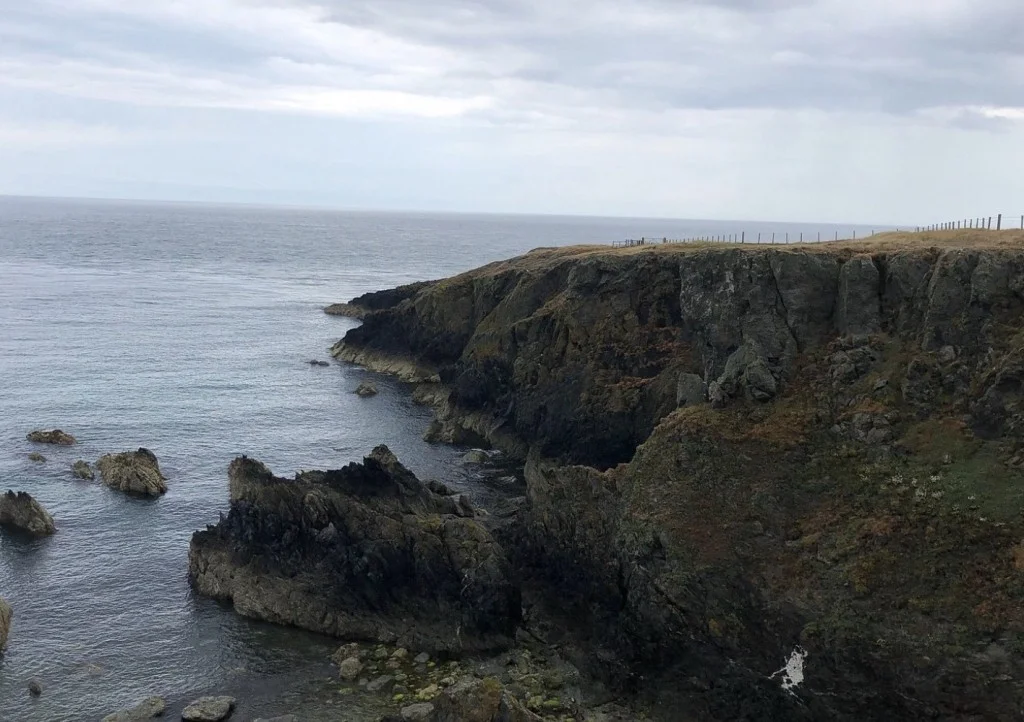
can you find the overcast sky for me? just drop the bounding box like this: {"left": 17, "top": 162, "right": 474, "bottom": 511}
{"left": 1, "top": 0, "right": 1022, "bottom": 222}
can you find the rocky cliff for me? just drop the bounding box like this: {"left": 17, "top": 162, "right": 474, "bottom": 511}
{"left": 189, "top": 446, "right": 519, "bottom": 653}
{"left": 332, "top": 232, "right": 1024, "bottom": 720}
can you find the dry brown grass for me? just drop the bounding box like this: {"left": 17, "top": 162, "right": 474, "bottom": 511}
{"left": 449, "top": 230, "right": 1024, "bottom": 281}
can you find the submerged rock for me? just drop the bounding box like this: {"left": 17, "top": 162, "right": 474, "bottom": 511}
{"left": 28, "top": 679, "right": 43, "bottom": 696}
{"left": 27, "top": 452, "right": 46, "bottom": 463}
{"left": 71, "top": 460, "right": 95, "bottom": 480}
{"left": 0, "top": 597, "right": 11, "bottom": 651}
{"left": 308, "top": 359, "right": 330, "bottom": 367}
{"left": 96, "top": 448, "right": 167, "bottom": 496}
{"left": 460, "top": 449, "right": 490, "bottom": 465}
{"left": 26, "top": 429, "right": 76, "bottom": 445}
{"left": 189, "top": 446, "right": 519, "bottom": 653}
{"left": 100, "top": 696, "right": 167, "bottom": 722}
{"left": 182, "top": 696, "right": 235, "bottom": 721}
{"left": 355, "top": 380, "right": 379, "bottom": 397}
{"left": 0, "top": 491, "right": 56, "bottom": 537}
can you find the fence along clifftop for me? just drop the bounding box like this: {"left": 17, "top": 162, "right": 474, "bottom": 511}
{"left": 612, "top": 213, "right": 1024, "bottom": 248}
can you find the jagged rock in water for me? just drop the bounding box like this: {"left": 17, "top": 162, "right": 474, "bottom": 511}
{"left": 0, "top": 597, "right": 11, "bottom": 651}
{"left": 28, "top": 679, "right": 43, "bottom": 696}
{"left": 182, "top": 696, "right": 235, "bottom": 721}
{"left": 26, "top": 429, "right": 76, "bottom": 445}
{"left": 189, "top": 445, "right": 519, "bottom": 653}
{"left": 355, "top": 380, "right": 379, "bottom": 397}
{"left": 28, "top": 452, "right": 46, "bottom": 463}
{"left": 308, "top": 359, "right": 330, "bottom": 367}
{"left": 96, "top": 448, "right": 167, "bottom": 496}
{"left": 71, "top": 460, "right": 95, "bottom": 480}
{"left": 0, "top": 491, "right": 56, "bottom": 537}
{"left": 101, "top": 696, "right": 167, "bottom": 722}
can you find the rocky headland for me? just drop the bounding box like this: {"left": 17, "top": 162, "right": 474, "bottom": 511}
{"left": 313, "top": 231, "right": 1024, "bottom": 720}
{"left": 189, "top": 446, "right": 519, "bottom": 654}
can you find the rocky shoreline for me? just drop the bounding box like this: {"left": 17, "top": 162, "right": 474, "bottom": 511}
{"left": 302, "top": 233, "right": 1024, "bottom": 720}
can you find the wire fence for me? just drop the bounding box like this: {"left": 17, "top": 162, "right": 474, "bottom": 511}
{"left": 918, "top": 213, "right": 1024, "bottom": 232}
{"left": 612, "top": 213, "right": 1024, "bottom": 247}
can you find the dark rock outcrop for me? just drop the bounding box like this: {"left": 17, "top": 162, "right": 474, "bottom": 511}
{"left": 333, "top": 236, "right": 1024, "bottom": 720}
{"left": 189, "top": 446, "right": 519, "bottom": 653}
{"left": 26, "top": 429, "right": 76, "bottom": 445}
{"left": 96, "top": 449, "right": 167, "bottom": 496}
{"left": 0, "top": 597, "right": 11, "bottom": 651}
{"left": 356, "top": 380, "right": 379, "bottom": 397}
{"left": 0, "top": 491, "right": 56, "bottom": 537}
{"left": 182, "top": 696, "right": 235, "bottom": 722}
{"left": 28, "top": 452, "right": 46, "bottom": 463}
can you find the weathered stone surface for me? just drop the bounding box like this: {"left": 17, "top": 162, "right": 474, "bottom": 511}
{"left": 338, "top": 656, "right": 363, "bottom": 681}
{"left": 189, "top": 446, "right": 519, "bottom": 653}
{"left": 27, "top": 429, "right": 76, "bottom": 445}
{"left": 836, "top": 256, "right": 881, "bottom": 336}
{"left": 100, "top": 696, "right": 166, "bottom": 722}
{"left": 355, "top": 380, "right": 379, "bottom": 397}
{"left": 0, "top": 597, "right": 11, "bottom": 651}
{"left": 715, "top": 340, "right": 777, "bottom": 403}
{"left": 334, "top": 241, "right": 1024, "bottom": 720}
{"left": 460, "top": 449, "right": 490, "bottom": 465}
{"left": 400, "top": 702, "right": 435, "bottom": 721}
{"left": 71, "top": 460, "right": 95, "bottom": 480}
{"left": 96, "top": 448, "right": 167, "bottom": 496}
{"left": 182, "top": 695, "right": 235, "bottom": 721}
{"left": 427, "top": 677, "right": 541, "bottom": 722}
{"left": 0, "top": 491, "right": 56, "bottom": 537}
{"left": 675, "top": 373, "right": 706, "bottom": 407}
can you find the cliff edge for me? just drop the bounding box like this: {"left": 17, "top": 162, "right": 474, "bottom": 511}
{"left": 331, "top": 231, "right": 1024, "bottom": 720}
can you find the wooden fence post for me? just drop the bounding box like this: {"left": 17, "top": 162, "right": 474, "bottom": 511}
{"left": 758, "top": 232, "right": 761, "bottom": 244}
{"left": 818, "top": 231, "right": 821, "bottom": 242}
{"left": 772, "top": 232, "right": 775, "bottom": 244}
{"left": 742, "top": 231, "right": 745, "bottom": 244}
{"left": 998, "top": 214, "right": 1002, "bottom": 230}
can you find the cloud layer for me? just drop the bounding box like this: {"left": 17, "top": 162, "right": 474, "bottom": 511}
{"left": 2, "top": 0, "right": 1023, "bottom": 220}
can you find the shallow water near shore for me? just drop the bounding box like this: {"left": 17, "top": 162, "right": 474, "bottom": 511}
{"left": 0, "top": 197, "right": 883, "bottom": 721}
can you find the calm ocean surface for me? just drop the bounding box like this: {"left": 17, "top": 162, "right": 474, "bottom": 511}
{"left": 0, "top": 197, "right": 889, "bottom": 721}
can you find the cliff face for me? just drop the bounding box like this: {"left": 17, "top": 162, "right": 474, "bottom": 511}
{"left": 189, "top": 446, "right": 519, "bottom": 653}
{"left": 333, "top": 233, "right": 1024, "bottom": 720}
{"left": 334, "top": 238, "right": 1024, "bottom": 467}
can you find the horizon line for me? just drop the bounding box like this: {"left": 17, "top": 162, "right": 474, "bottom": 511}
{"left": 0, "top": 192, "right": 915, "bottom": 229}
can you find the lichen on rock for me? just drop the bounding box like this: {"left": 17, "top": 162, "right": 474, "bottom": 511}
{"left": 96, "top": 448, "right": 167, "bottom": 496}
{"left": 0, "top": 491, "right": 56, "bottom": 537}
{"left": 189, "top": 445, "right": 519, "bottom": 653}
